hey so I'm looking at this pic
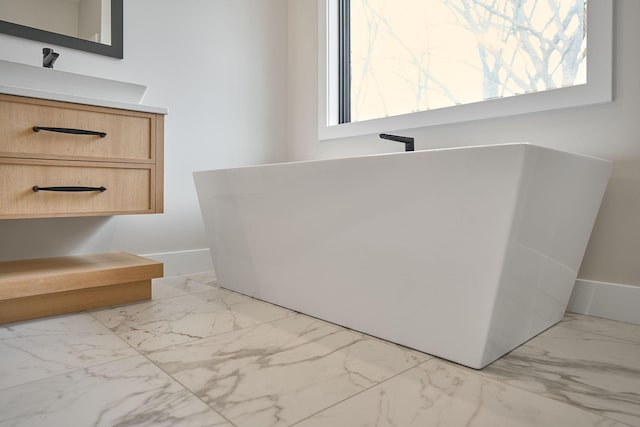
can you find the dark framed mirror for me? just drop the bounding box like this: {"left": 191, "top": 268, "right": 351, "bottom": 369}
{"left": 0, "top": 0, "right": 123, "bottom": 59}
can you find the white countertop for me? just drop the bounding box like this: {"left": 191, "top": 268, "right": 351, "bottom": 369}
{"left": 0, "top": 84, "right": 168, "bottom": 115}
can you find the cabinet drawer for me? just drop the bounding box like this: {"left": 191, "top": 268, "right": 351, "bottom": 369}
{"left": 0, "top": 159, "right": 155, "bottom": 218}
{"left": 0, "top": 95, "right": 155, "bottom": 162}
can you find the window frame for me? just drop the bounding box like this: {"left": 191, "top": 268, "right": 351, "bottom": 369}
{"left": 318, "top": 0, "right": 613, "bottom": 141}
{"left": 338, "top": 0, "right": 351, "bottom": 124}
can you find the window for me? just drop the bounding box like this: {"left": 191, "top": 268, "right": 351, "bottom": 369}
{"left": 319, "top": 0, "right": 612, "bottom": 140}
{"left": 344, "top": 0, "right": 588, "bottom": 124}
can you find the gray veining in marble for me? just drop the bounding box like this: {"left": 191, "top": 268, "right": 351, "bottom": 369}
{"left": 91, "top": 288, "right": 294, "bottom": 352}
{"left": 0, "top": 355, "right": 231, "bottom": 427}
{"left": 152, "top": 275, "right": 218, "bottom": 300}
{"left": 295, "top": 359, "right": 627, "bottom": 427}
{"left": 563, "top": 312, "right": 640, "bottom": 344}
{"left": 481, "top": 322, "right": 640, "bottom": 426}
{"left": 147, "top": 314, "right": 430, "bottom": 427}
{"left": 183, "top": 271, "right": 218, "bottom": 286}
{"left": 2, "top": 271, "right": 639, "bottom": 427}
{"left": 0, "top": 313, "right": 137, "bottom": 390}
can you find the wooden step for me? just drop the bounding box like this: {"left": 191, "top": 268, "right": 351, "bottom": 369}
{"left": 0, "top": 252, "right": 163, "bottom": 324}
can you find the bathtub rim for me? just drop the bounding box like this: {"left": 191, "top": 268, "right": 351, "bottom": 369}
{"left": 193, "top": 142, "right": 611, "bottom": 175}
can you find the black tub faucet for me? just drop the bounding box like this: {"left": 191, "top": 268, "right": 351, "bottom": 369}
{"left": 379, "top": 134, "right": 415, "bottom": 152}
{"left": 43, "top": 48, "right": 59, "bottom": 68}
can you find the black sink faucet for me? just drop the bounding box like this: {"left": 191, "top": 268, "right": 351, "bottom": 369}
{"left": 43, "top": 48, "right": 59, "bottom": 68}
{"left": 379, "top": 134, "right": 415, "bottom": 152}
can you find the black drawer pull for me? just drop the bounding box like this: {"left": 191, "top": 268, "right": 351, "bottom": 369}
{"left": 33, "top": 126, "right": 107, "bottom": 138}
{"left": 32, "top": 186, "right": 107, "bottom": 192}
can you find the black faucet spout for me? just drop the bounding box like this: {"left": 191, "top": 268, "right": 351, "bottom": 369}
{"left": 43, "top": 48, "right": 59, "bottom": 68}
{"left": 379, "top": 133, "right": 415, "bottom": 152}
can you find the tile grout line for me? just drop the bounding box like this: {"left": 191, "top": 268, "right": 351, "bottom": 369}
{"left": 2, "top": 293, "right": 234, "bottom": 425}
{"left": 0, "top": 353, "right": 142, "bottom": 394}
{"left": 92, "top": 293, "right": 239, "bottom": 427}
{"left": 88, "top": 309, "right": 145, "bottom": 354}
{"left": 0, "top": 312, "right": 139, "bottom": 393}
{"left": 293, "top": 352, "right": 638, "bottom": 427}
{"left": 138, "top": 349, "right": 238, "bottom": 427}
{"left": 289, "top": 357, "right": 434, "bottom": 426}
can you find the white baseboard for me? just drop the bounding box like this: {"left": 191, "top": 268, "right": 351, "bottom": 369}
{"left": 567, "top": 279, "right": 640, "bottom": 325}
{"left": 141, "top": 248, "right": 214, "bottom": 277}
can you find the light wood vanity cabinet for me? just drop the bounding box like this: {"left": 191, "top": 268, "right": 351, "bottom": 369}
{"left": 0, "top": 94, "right": 164, "bottom": 218}
{"left": 0, "top": 93, "right": 166, "bottom": 324}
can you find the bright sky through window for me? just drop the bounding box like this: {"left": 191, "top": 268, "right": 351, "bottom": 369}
{"left": 348, "top": 0, "right": 586, "bottom": 123}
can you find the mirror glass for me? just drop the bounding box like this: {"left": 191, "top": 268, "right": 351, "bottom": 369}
{"left": 0, "top": 0, "right": 123, "bottom": 58}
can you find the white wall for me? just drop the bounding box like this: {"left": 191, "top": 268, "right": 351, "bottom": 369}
{"left": 0, "top": 0, "right": 288, "bottom": 275}
{"left": 287, "top": 0, "right": 640, "bottom": 287}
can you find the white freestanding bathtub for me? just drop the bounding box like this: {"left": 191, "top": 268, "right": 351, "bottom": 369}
{"left": 193, "top": 143, "right": 611, "bottom": 369}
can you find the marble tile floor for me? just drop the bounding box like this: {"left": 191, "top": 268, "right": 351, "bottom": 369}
{"left": 1, "top": 272, "right": 639, "bottom": 427}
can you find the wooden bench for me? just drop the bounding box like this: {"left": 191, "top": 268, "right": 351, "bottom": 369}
{"left": 0, "top": 252, "right": 162, "bottom": 324}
